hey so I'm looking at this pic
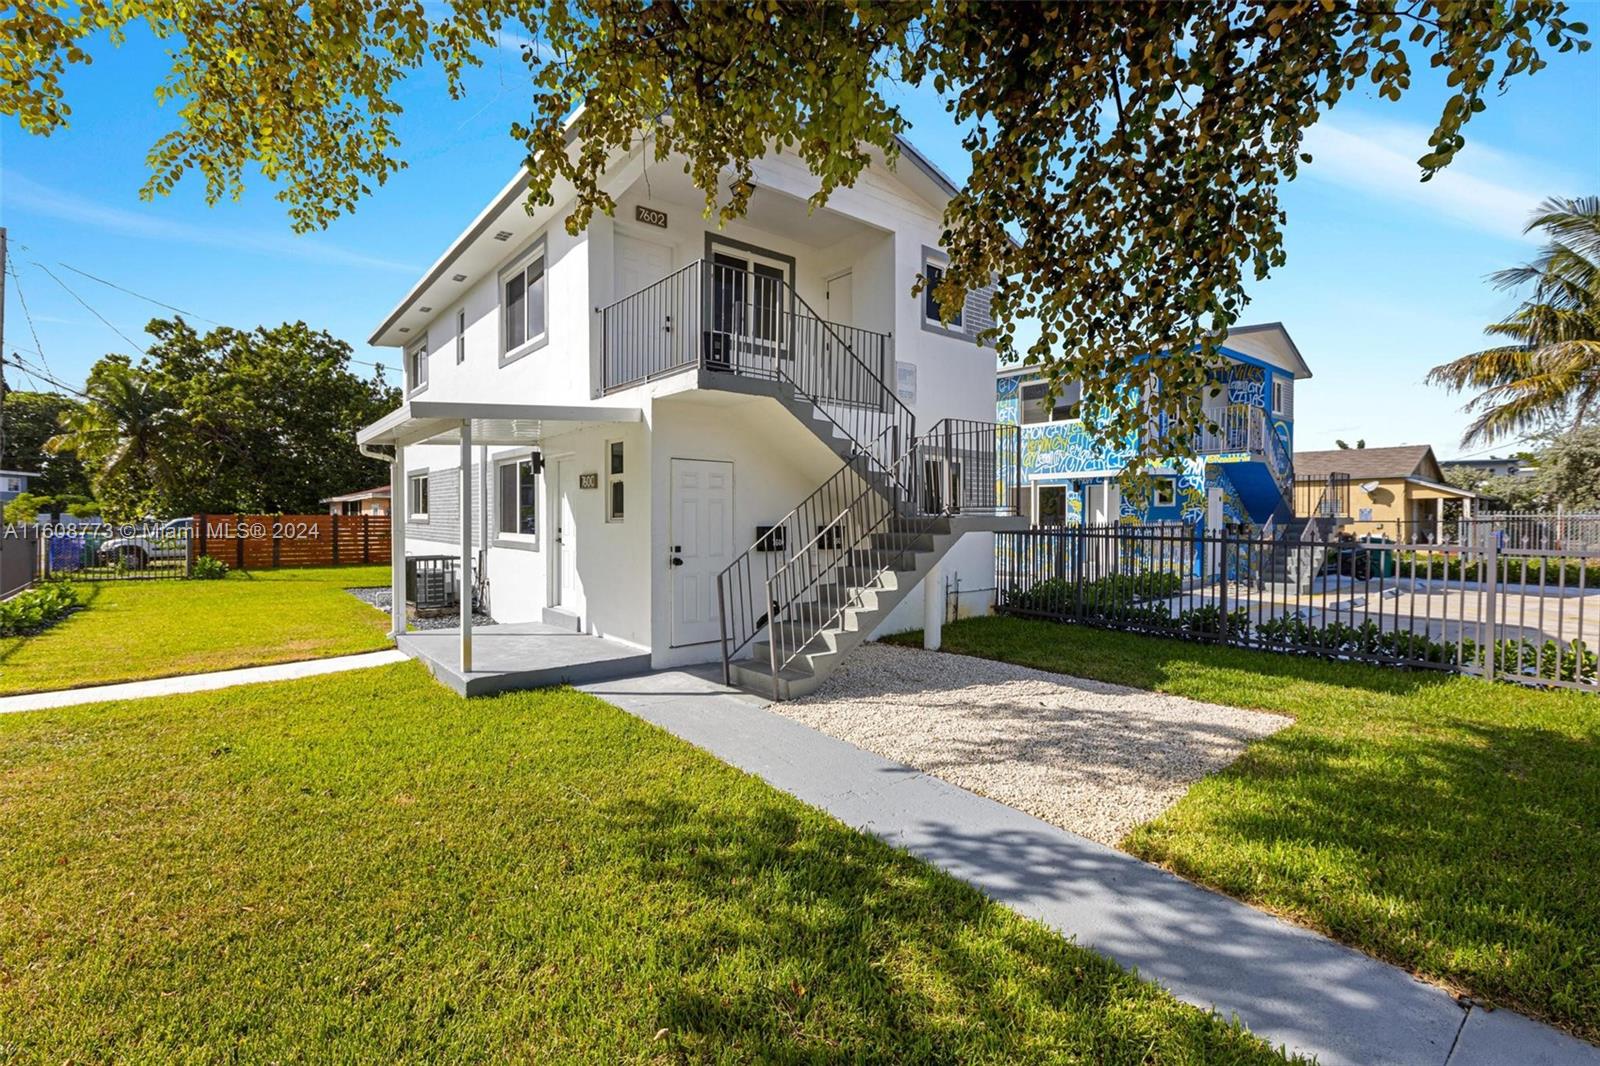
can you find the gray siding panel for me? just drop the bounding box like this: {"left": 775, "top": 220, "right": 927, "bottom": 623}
{"left": 406, "top": 464, "right": 490, "bottom": 550}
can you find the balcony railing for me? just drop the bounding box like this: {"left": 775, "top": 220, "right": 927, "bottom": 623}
{"left": 1194, "top": 403, "right": 1266, "bottom": 456}
{"left": 600, "top": 258, "right": 893, "bottom": 409}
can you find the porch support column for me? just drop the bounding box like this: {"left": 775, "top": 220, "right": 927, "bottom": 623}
{"left": 923, "top": 559, "right": 943, "bottom": 651}
{"left": 459, "top": 421, "right": 473, "bottom": 674}
{"left": 389, "top": 456, "right": 406, "bottom": 639}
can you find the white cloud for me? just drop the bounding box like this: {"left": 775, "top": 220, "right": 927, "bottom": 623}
{"left": 1298, "top": 115, "right": 1570, "bottom": 243}
{"left": 1, "top": 170, "right": 421, "bottom": 274}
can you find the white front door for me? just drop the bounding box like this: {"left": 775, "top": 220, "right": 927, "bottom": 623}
{"left": 670, "top": 458, "right": 734, "bottom": 646}
{"left": 552, "top": 458, "right": 583, "bottom": 614}
{"left": 826, "top": 270, "right": 853, "bottom": 326}
{"left": 617, "top": 231, "right": 673, "bottom": 298}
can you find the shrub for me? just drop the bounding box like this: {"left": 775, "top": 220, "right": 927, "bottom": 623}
{"left": 191, "top": 555, "right": 229, "bottom": 580}
{"left": 1010, "top": 570, "right": 1182, "bottom": 614}
{"left": 0, "top": 581, "right": 82, "bottom": 637}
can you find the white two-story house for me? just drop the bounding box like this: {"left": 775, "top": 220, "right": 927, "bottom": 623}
{"left": 358, "top": 126, "right": 1023, "bottom": 697}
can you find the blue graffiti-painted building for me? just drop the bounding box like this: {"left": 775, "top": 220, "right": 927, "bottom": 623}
{"left": 996, "top": 323, "right": 1311, "bottom": 533}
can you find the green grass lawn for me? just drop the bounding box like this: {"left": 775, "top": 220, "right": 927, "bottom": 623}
{"left": 0, "top": 662, "right": 1293, "bottom": 1064}
{"left": 887, "top": 617, "right": 1600, "bottom": 1043}
{"left": 0, "top": 566, "right": 392, "bottom": 695}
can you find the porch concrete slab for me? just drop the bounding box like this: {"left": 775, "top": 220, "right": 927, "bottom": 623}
{"left": 581, "top": 667, "right": 1599, "bottom": 1066}
{"left": 400, "top": 620, "right": 651, "bottom": 696}
{"left": 0, "top": 649, "right": 409, "bottom": 714}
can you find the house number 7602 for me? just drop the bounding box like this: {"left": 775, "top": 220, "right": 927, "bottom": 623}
{"left": 635, "top": 206, "right": 669, "bottom": 229}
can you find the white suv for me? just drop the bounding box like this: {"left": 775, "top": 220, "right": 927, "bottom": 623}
{"left": 97, "top": 517, "right": 192, "bottom": 569}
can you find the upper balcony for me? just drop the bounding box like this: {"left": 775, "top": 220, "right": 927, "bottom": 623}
{"left": 1194, "top": 403, "right": 1267, "bottom": 457}
{"left": 600, "top": 258, "right": 893, "bottom": 409}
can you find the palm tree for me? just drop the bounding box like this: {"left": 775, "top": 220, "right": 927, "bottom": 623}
{"left": 45, "top": 359, "right": 183, "bottom": 515}
{"left": 1427, "top": 196, "right": 1600, "bottom": 446}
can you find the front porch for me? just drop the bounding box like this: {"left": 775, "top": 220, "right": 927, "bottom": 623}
{"left": 398, "top": 620, "right": 652, "bottom": 696}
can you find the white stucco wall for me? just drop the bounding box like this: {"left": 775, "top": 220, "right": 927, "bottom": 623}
{"left": 386, "top": 140, "right": 1003, "bottom": 654}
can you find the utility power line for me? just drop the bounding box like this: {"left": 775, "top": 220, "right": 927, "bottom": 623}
{"left": 32, "top": 260, "right": 147, "bottom": 355}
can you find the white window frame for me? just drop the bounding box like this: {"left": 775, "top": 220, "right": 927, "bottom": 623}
{"left": 1272, "top": 377, "right": 1289, "bottom": 416}
{"left": 408, "top": 471, "right": 430, "bottom": 522}
{"left": 494, "top": 452, "right": 540, "bottom": 547}
{"left": 406, "top": 336, "right": 429, "bottom": 396}
{"left": 1153, "top": 477, "right": 1177, "bottom": 508}
{"left": 455, "top": 309, "right": 467, "bottom": 364}
{"left": 605, "top": 439, "right": 627, "bottom": 523}
{"left": 499, "top": 236, "right": 549, "bottom": 366}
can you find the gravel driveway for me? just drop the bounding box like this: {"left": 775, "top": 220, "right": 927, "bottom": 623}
{"left": 779, "top": 642, "right": 1291, "bottom": 846}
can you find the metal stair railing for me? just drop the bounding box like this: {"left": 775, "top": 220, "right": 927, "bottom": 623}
{"left": 715, "top": 425, "right": 901, "bottom": 680}
{"left": 601, "top": 259, "right": 912, "bottom": 493}
{"left": 737, "top": 419, "right": 1020, "bottom": 698}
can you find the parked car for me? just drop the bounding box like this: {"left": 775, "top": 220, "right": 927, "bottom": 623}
{"left": 97, "top": 518, "right": 192, "bottom": 569}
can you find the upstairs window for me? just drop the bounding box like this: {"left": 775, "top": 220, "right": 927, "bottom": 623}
{"left": 1153, "top": 477, "right": 1177, "bottom": 508}
{"left": 1021, "top": 379, "right": 1082, "bottom": 424}
{"left": 1272, "top": 378, "right": 1291, "bottom": 416}
{"left": 502, "top": 243, "right": 548, "bottom": 358}
{"left": 497, "top": 457, "right": 538, "bottom": 539}
{"left": 406, "top": 338, "right": 428, "bottom": 395}
{"left": 456, "top": 310, "right": 467, "bottom": 364}
{"left": 922, "top": 260, "right": 963, "bottom": 329}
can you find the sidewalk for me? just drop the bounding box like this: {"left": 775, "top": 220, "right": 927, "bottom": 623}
{"left": 0, "top": 649, "right": 409, "bottom": 714}
{"left": 581, "top": 667, "right": 1600, "bottom": 1066}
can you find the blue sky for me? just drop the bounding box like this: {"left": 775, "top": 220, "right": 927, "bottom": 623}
{"left": 2, "top": 25, "right": 1596, "bottom": 458}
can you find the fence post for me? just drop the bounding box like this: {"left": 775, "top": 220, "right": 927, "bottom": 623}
{"left": 235, "top": 518, "right": 245, "bottom": 570}
{"left": 1217, "top": 526, "right": 1229, "bottom": 640}
{"left": 272, "top": 517, "right": 282, "bottom": 568}
{"left": 331, "top": 515, "right": 340, "bottom": 566}
{"left": 197, "top": 513, "right": 208, "bottom": 563}
{"left": 1483, "top": 527, "right": 1500, "bottom": 680}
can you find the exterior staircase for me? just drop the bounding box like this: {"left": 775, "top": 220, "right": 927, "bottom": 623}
{"left": 598, "top": 256, "right": 1022, "bottom": 700}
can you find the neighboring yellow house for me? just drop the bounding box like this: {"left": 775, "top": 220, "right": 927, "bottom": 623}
{"left": 1295, "top": 445, "right": 1477, "bottom": 541}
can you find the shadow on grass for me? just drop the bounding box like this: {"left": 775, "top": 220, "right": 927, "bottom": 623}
{"left": 898, "top": 615, "right": 1471, "bottom": 701}
{"left": 0, "top": 582, "right": 104, "bottom": 666}
{"left": 603, "top": 792, "right": 1291, "bottom": 1062}
{"left": 1129, "top": 705, "right": 1600, "bottom": 1041}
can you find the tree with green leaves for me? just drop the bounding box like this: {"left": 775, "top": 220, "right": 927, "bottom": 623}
{"left": 0, "top": 388, "right": 90, "bottom": 497}
{"left": 46, "top": 320, "right": 399, "bottom": 519}
{"left": 3, "top": 2, "right": 1589, "bottom": 461}
{"left": 1428, "top": 196, "right": 1600, "bottom": 446}
{"left": 46, "top": 357, "right": 184, "bottom": 519}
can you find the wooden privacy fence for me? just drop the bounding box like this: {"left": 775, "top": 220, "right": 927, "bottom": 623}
{"left": 192, "top": 514, "right": 391, "bottom": 569}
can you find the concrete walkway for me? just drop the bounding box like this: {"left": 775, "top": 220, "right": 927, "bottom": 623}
{"left": 580, "top": 667, "right": 1600, "bottom": 1066}
{"left": 0, "top": 649, "right": 408, "bottom": 714}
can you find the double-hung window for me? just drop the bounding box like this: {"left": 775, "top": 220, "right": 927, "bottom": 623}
{"left": 408, "top": 473, "right": 429, "bottom": 520}
{"left": 501, "top": 241, "right": 548, "bottom": 361}
{"left": 606, "top": 441, "right": 626, "bottom": 522}
{"left": 406, "top": 337, "right": 428, "bottom": 395}
{"left": 496, "top": 456, "right": 538, "bottom": 541}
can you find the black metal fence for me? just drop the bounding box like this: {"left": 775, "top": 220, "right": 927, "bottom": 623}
{"left": 42, "top": 522, "right": 192, "bottom": 581}
{"left": 996, "top": 524, "right": 1598, "bottom": 691}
